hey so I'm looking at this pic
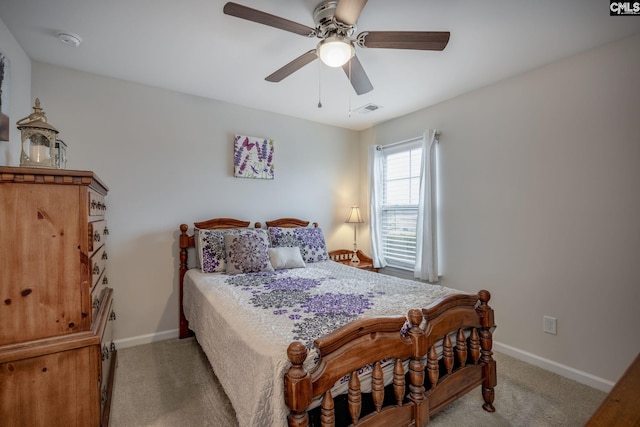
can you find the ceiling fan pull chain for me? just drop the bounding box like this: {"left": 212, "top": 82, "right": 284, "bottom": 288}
{"left": 348, "top": 59, "right": 352, "bottom": 118}
{"left": 318, "top": 61, "right": 323, "bottom": 108}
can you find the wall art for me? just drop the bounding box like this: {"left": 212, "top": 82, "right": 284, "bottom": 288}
{"left": 233, "top": 134, "right": 274, "bottom": 180}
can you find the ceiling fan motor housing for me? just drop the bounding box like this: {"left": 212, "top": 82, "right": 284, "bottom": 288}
{"left": 313, "top": 0, "right": 356, "bottom": 39}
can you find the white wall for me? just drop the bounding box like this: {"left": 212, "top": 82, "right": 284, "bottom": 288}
{"left": 31, "top": 62, "right": 360, "bottom": 343}
{"left": 0, "top": 16, "right": 31, "bottom": 165}
{"left": 361, "top": 34, "right": 640, "bottom": 385}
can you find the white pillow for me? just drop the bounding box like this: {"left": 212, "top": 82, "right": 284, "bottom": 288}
{"left": 268, "top": 246, "right": 306, "bottom": 270}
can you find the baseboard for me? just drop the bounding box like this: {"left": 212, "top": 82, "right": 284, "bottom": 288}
{"left": 113, "top": 329, "right": 179, "bottom": 349}
{"left": 494, "top": 341, "right": 615, "bottom": 393}
{"left": 112, "top": 331, "right": 615, "bottom": 392}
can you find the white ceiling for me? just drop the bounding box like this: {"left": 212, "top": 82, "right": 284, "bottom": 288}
{"left": 1, "top": 0, "right": 639, "bottom": 131}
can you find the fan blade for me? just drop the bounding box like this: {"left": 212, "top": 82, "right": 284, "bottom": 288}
{"left": 266, "top": 50, "right": 318, "bottom": 82}
{"left": 342, "top": 55, "right": 373, "bottom": 95}
{"left": 223, "top": 2, "right": 315, "bottom": 37}
{"left": 358, "top": 31, "right": 450, "bottom": 50}
{"left": 335, "top": 0, "right": 368, "bottom": 25}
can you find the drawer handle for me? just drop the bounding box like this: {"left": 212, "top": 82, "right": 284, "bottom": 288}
{"left": 93, "top": 299, "right": 100, "bottom": 309}
{"left": 110, "top": 342, "right": 116, "bottom": 352}
{"left": 91, "top": 201, "right": 98, "bottom": 209}
{"left": 101, "top": 387, "right": 108, "bottom": 405}
{"left": 94, "top": 231, "right": 101, "bottom": 242}
{"left": 103, "top": 276, "right": 109, "bottom": 285}
{"left": 102, "top": 252, "right": 108, "bottom": 260}
{"left": 103, "top": 227, "right": 109, "bottom": 236}
{"left": 93, "top": 265, "right": 100, "bottom": 275}
{"left": 102, "top": 346, "right": 109, "bottom": 361}
{"left": 109, "top": 310, "right": 117, "bottom": 321}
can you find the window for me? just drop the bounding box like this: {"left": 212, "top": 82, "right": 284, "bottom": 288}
{"left": 381, "top": 141, "right": 422, "bottom": 270}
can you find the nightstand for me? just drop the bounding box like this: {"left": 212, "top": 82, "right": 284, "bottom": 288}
{"left": 329, "top": 249, "right": 378, "bottom": 272}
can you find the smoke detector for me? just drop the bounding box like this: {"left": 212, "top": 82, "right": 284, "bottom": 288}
{"left": 57, "top": 32, "right": 82, "bottom": 47}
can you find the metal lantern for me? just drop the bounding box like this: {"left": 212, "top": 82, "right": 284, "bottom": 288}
{"left": 55, "top": 138, "right": 67, "bottom": 169}
{"left": 16, "top": 98, "right": 59, "bottom": 168}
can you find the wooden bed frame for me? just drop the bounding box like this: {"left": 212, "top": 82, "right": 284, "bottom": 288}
{"left": 178, "top": 217, "right": 496, "bottom": 427}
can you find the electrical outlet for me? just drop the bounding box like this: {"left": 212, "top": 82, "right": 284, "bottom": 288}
{"left": 543, "top": 316, "right": 557, "bottom": 335}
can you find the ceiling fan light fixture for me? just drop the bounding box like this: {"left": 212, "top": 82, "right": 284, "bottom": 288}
{"left": 317, "top": 36, "right": 354, "bottom": 67}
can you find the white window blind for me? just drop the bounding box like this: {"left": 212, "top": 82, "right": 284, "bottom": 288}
{"left": 381, "top": 141, "right": 422, "bottom": 269}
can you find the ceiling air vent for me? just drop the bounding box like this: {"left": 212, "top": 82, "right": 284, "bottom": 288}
{"left": 353, "top": 103, "right": 382, "bottom": 114}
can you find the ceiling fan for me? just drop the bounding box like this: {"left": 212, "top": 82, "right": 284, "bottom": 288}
{"left": 223, "top": 1, "right": 450, "bottom": 95}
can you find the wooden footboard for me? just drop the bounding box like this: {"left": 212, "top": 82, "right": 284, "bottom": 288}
{"left": 284, "top": 290, "right": 496, "bottom": 427}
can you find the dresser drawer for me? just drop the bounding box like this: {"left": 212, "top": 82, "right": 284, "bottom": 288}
{"left": 88, "top": 220, "right": 108, "bottom": 254}
{"left": 90, "top": 245, "right": 108, "bottom": 289}
{"left": 99, "top": 298, "right": 117, "bottom": 421}
{"left": 89, "top": 189, "right": 107, "bottom": 218}
{"left": 100, "top": 298, "right": 115, "bottom": 383}
{"left": 91, "top": 274, "right": 109, "bottom": 320}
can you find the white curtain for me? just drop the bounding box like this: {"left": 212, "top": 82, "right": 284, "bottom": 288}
{"left": 368, "top": 145, "right": 387, "bottom": 268}
{"left": 414, "top": 129, "right": 439, "bottom": 282}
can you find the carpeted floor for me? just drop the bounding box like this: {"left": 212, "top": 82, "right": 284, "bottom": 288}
{"left": 110, "top": 338, "right": 606, "bottom": 427}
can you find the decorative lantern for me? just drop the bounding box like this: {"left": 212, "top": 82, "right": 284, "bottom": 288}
{"left": 55, "top": 138, "right": 67, "bottom": 169}
{"left": 16, "top": 98, "right": 59, "bottom": 168}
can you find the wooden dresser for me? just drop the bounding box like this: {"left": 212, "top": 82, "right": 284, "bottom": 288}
{"left": 0, "top": 167, "right": 116, "bottom": 427}
{"left": 586, "top": 353, "right": 640, "bottom": 426}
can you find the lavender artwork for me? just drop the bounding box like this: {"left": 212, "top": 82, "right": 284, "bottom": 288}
{"left": 233, "top": 134, "right": 274, "bottom": 179}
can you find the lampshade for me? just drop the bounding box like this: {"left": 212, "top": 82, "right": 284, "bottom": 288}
{"left": 345, "top": 205, "right": 364, "bottom": 224}
{"left": 317, "top": 36, "right": 354, "bottom": 67}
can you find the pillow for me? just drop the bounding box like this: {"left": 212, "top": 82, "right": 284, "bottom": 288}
{"left": 268, "top": 246, "right": 306, "bottom": 270}
{"left": 197, "top": 228, "right": 265, "bottom": 273}
{"left": 224, "top": 229, "right": 274, "bottom": 274}
{"left": 268, "top": 227, "right": 329, "bottom": 263}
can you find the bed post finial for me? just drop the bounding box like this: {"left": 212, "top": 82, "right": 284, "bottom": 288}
{"left": 285, "top": 342, "right": 312, "bottom": 427}
{"left": 478, "top": 289, "right": 491, "bottom": 304}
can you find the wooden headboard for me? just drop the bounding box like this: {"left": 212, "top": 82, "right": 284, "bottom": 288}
{"left": 256, "top": 218, "right": 318, "bottom": 229}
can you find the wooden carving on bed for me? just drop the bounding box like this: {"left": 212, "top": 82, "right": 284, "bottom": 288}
{"left": 178, "top": 217, "right": 251, "bottom": 338}
{"left": 285, "top": 291, "right": 496, "bottom": 427}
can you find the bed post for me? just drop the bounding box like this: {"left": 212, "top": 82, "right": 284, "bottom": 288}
{"left": 179, "top": 224, "right": 193, "bottom": 339}
{"left": 407, "top": 308, "right": 429, "bottom": 425}
{"left": 285, "top": 342, "right": 312, "bottom": 427}
{"left": 477, "top": 290, "right": 496, "bottom": 412}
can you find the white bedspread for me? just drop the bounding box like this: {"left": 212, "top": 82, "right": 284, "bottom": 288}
{"left": 183, "top": 260, "right": 458, "bottom": 427}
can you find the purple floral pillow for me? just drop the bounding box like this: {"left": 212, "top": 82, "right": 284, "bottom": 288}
{"left": 224, "top": 229, "right": 274, "bottom": 274}
{"left": 196, "top": 228, "right": 244, "bottom": 273}
{"left": 268, "top": 227, "right": 329, "bottom": 263}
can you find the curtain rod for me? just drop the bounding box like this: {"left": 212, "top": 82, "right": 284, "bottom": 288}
{"left": 380, "top": 130, "right": 440, "bottom": 150}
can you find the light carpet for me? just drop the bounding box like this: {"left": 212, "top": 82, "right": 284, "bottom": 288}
{"left": 110, "top": 338, "right": 606, "bottom": 427}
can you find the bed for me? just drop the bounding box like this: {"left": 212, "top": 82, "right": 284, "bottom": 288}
{"left": 178, "top": 217, "right": 496, "bottom": 427}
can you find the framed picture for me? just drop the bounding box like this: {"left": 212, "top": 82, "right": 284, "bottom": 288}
{"left": 0, "top": 51, "right": 9, "bottom": 142}
{"left": 233, "top": 134, "right": 274, "bottom": 180}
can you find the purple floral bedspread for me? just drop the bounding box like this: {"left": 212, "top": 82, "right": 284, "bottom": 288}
{"left": 227, "top": 270, "right": 382, "bottom": 349}
{"left": 183, "top": 261, "right": 458, "bottom": 427}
